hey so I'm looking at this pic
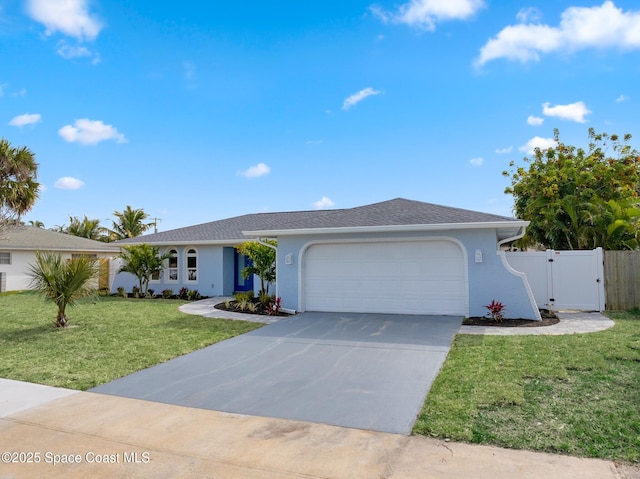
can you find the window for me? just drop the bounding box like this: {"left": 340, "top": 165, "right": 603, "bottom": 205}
{"left": 167, "top": 249, "right": 178, "bottom": 281}
{"left": 186, "top": 248, "right": 197, "bottom": 281}
{"left": 0, "top": 252, "right": 10, "bottom": 265}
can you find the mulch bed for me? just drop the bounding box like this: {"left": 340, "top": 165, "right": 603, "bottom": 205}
{"left": 463, "top": 309, "right": 560, "bottom": 327}
{"left": 214, "top": 300, "right": 293, "bottom": 317}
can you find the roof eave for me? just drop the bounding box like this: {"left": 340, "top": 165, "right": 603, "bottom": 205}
{"left": 115, "top": 238, "right": 246, "bottom": 246}
{"left": 243, "top": 221, "right": 530, "bottom": 237}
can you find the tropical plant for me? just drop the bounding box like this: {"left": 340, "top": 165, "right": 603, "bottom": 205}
{"left": 110, "top": 205, "right": 153, "bottom": 240}
{"left": 0, "top": 138, "right": 40, "bottom": 233}
{"left": 504, "top": 128, "right": 640, "bottom": 250}
{"left": 484, "top": 300, "right": 505, "bottom": 322}
{"left": 63, "top": 215, "right": 109, "bottom": 242}
{"left": 118, "top": 244, "right": 171, "bottom": 296}
{"left": 236, "top": 240, "right": 277, "bottom": 295}
{"left": 267, "top": 296, "right": 282, "bottom": 316}
{"left": 28, "top": 220, "right": 45, "bottom": 228}
{"left": 161, "top": 288, "right": 173, "bottom": 299}
{"left": 27, "top": 251, "right": 99, "bottom": 327}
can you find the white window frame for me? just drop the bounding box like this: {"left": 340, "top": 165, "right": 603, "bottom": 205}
{"left": 186, "top": 247, "right": 198, "bottom": 282}
{"left": 166, "top": 248, "right": 179, "bottom": 283}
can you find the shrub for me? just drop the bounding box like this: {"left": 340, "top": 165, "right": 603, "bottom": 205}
{"left": 485, "top": 300, "right": 505, "bottom": 322}
{"left": 117, "top": 286, "right": 127, "bottom": 299}
{"left": 259, "top": 291, "right": 272, "bottom": 306}
{"left": 161, "top": 289, "right": 173, "bottom": 299}
{"left": 187, "top": 289, "right": 200, "bottom": 300}
{"left": 178, "top": 287, "right": 189, "bottom": 300}
{"left": 132, "top": 286, "right": 140, "bottom": 298}
{"left": 267, "top": 296, "right": 282, "bottom": 316}
{"left": 146, "top": 288, "right": 155, "bottom": 298}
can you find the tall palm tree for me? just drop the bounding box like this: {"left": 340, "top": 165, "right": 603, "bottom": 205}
{"left": 0, "top": 138, "right": 40, "bottom": 233}
{"left": 110, "top": 206, "right": 153, "bottom": 240}
{"left": 28, "top": 251, "right": 99, "bottom": 328}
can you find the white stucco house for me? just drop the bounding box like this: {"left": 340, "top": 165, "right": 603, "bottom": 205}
{"left": 0, "top": 226, "right": 120, "bottom": 292}
{"left": 112, "top": 198, "right": 540, "bottom": 320}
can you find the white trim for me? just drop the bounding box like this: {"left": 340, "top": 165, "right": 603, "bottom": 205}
{"left": 166, "top": 247, "right": 179, "bottom": 283}
{"left": 297, "top": 236, "right": 470, "bottom": 315}
{"left": 244, "top": 221, "right": 529, "bottom": 238}
{"left": 185, "top": 247, "right": 198, "bottom": 283}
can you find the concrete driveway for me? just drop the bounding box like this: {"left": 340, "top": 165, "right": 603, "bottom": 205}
{"left": 90, "top": 312, "right": 462, "bottom": 434}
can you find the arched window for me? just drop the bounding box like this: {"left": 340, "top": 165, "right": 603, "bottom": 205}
{"left": 186, "top": 248, "right": 197, "bottom": 281}
{"left": 167, "top": 248, "right": 178, "bottom": 282}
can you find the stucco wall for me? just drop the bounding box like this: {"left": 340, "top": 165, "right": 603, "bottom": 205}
{"left": 111, "top": 245, "right": 226, "bottom": 297}
{"left": 274, "top": 228, "right": 539, "bottom": 320}
{"left": 0, "top": 250, "right": 115, "bottom": 292}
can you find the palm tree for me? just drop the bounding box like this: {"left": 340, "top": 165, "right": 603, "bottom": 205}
{"left": 29, "top": 220, "right": 45, "bottom": 228}
{"left": 118, "top": 243, "right": 171, "bottom": 296}
{"left": 65, "top": 215, "right": 109, "bottom": 242}
{"left": 0, "top": 138, "right": 40, "bottom": 233}
{"left": 110, "top": 206, "right": 153, "bottom": 240}
{"left": 27, "top": 251, "right": 99, "bottom": 328}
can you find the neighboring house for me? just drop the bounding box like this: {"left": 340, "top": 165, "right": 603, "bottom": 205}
{"left": 0, "top": 226, "right": 120, "bottom": 292}
{"left": 113, "top": 198, "right": 541, "bottom": 320}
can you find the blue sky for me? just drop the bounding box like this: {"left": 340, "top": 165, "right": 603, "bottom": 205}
{"left": 2, "top": 0, "right": 639, "bottom": 231}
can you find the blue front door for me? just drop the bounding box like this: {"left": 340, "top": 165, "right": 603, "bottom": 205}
{"left": 234, "top": 251, "right": 254, "bottom": 292}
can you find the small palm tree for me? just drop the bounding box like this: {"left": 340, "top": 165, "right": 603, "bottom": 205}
{"left": 118, "top": 243, "right": 171, "bottom": 296}
{"left": 28, "top": 251, "right": 99, "bottom": 328}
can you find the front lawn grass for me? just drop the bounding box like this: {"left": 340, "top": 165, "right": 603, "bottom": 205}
{"left": 413, "top": 311, "right": 640, "bottom": 463}
{"left": 0, "top": 292, "right": 262, "bottom": 390}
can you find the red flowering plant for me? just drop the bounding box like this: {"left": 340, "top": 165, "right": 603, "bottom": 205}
{"left": 267, "top": 296, "right": 282, "bottom": 316}
{"left": 484, "top": 300, "right": 506, "bottom": 322}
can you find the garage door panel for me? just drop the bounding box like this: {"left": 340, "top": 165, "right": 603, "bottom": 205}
{"left": 304, "top": 241, "right": 466, "bottom": 315}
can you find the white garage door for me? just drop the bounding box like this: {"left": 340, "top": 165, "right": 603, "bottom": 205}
{"left": 303, "top": 240, "right": 467, "bottom": 315}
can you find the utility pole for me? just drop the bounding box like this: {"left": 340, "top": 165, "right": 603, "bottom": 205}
{"left": 151, "top": 217, "right": 162, "bottom": 233}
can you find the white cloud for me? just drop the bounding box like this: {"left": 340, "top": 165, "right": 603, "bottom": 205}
{"left": 27, "top": 0, "right": 102, "bottom": 41}
{"left": 54, "top": 177, "right": 85, "bottom": 190}
{"left": 616, "top": 94, "right": 630, "bottom": 102}
{"left": 58, "top": 119, "right": 127, "bottom": 145}
{"left": 371, "top": 0, "right": 485, "bottom": 30}
{"left": 516, "top": 7, "right": 542, "bottom": 23}
{"left": 313, "top": 196, "right": 335, "bottom": 209}
{"left": 342, "top": 87, "right": 382, "bottom": 110}
{"left": 9, "top": 113, "right": 41, "bottom": 127}
{"left": 56, "top": 40, "right": 99, "bottom": 63}
{"left": 527, "top": 115, "right": 544, "bottom": 126}
{"left": 306, "top": 139, "right": 323, "bottom": 145}
{"left": 240, "top": 162, "right": 270, "bottom": 179}
{"left": 519, "top": 136, "right": 556, "bottom": 154}
{"left": 542, "top": 101, "right": 591, "bottom": 123}
{"left": 495, "top": 146, "right": 513, "bottom": 154}
{"left": 469, "top": 157, "right": 484, "bottom": 167}
{"left": 476, "top": 1, "right": 640, "bottom": 66}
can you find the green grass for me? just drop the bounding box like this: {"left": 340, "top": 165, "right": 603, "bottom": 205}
{"left": 413, "top": 311, "right": 640, "bottom": 463}
{"left": 0, "top": 292, "right": 262, "bottom": 390}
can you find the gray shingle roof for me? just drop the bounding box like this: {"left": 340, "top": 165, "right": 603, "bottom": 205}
{"left": 0, "top": 226, "right": 120, "bottom": 252}
{"left": 118, "top": 198, "right": 520, "bottom": 245}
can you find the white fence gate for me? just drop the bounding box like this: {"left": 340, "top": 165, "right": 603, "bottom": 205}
{"left": 505, "top": 248, "right": 605, "bottom": 311}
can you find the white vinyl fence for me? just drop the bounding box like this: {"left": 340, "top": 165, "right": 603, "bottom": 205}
{"left": 505, "top": 248, "right": 605, "bottom": 311}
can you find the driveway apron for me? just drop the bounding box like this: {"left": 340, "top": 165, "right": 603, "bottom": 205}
{"left": 90, "top": 312, "right": 462, "bottom": 434}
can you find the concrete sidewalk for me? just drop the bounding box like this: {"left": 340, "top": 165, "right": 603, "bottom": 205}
{"left": 1, "top": 379, "right": 635, "bottom": 479}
